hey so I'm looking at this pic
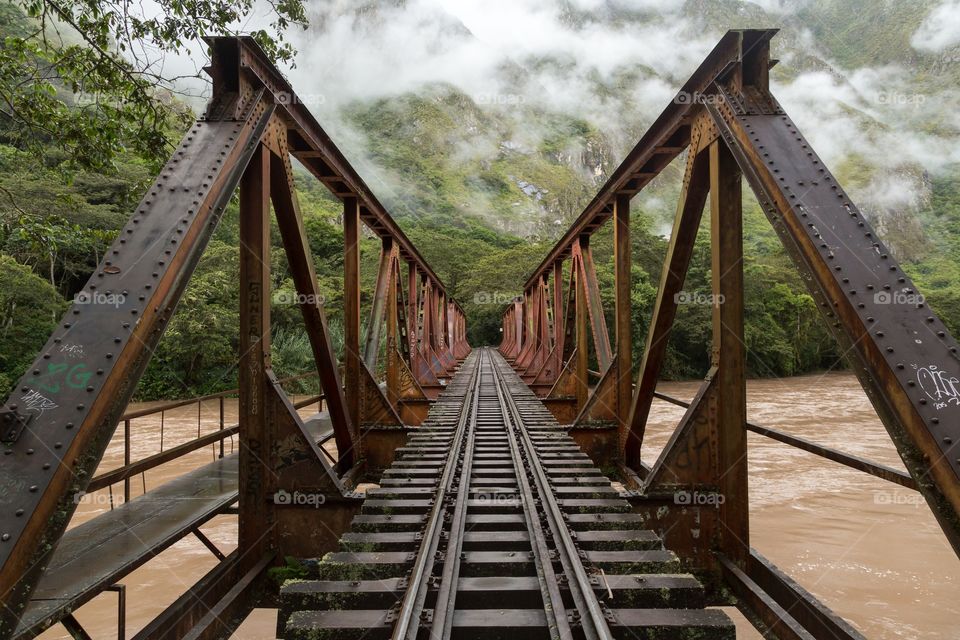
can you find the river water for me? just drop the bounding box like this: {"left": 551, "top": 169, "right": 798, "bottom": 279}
{"left": 35, "top": 373, "right": 960, "bottom": 639}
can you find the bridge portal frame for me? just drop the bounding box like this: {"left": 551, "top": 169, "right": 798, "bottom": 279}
{"left": 501, "top": 28, "right": 960, "bottom": 639}
{"left": 0, "top": 35, "right": 468, "bottom": 639}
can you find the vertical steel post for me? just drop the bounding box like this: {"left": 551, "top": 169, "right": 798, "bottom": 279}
{"left": 123, "top": 419, "right": 131, "bottom": 503}
{"left": 219, "top": 396, "right": 224, "bottom": 459}
{"left": 552, "top": 261, "right": 564, "bottom": 381}
{"left": 710, "top": 139, "right": 749, "bottom": 563}
{"left": 575, "top": 237, "right": 590, "bottom": 409}
{"left": 238, "top": 144, "right": 272, "bottom": 557}
{"left": 386, "top": 245, "right": 400, "bottom": 407}
{"left": 343, "top": 196, "right": 361, "bottom": 427}
{"left": 614, "top": 194, "right": 632, "bottom": 454}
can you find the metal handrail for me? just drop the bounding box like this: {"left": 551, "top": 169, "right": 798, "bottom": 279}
{"left": 89, "top": 375, "right": 324, "bottom": 501}
{"left": 119, "top": 371, "right": 319, "bottom": 420}
{"left": 651, "top": 390, "right": 918, "bottom": 490}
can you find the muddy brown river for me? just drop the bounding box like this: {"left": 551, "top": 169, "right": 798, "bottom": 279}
{"left": 35, "top": 373, "right": 960, "bottom": 639}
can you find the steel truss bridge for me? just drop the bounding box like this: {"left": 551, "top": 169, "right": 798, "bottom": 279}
{"left": 0, "top": 29, "right": 958, "bottom": 640}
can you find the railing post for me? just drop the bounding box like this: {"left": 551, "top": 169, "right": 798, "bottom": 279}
{"left": 123, "top": 419, "right": 131, "bottom": 503}
{"left": 218, "top": 396, "right": 224, "bottom": 459}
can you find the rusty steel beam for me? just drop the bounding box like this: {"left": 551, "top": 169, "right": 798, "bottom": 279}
{"left": 270, "top": 148, "right": 356, "bottom": 472}
{"left": 364, "top": 237, "right": 394, "bottom": 372}
{"left": 719, "top": 551, "right": 866, "bottom": 640}
{"left": 710, "top": 138, "right": 749, "bottom": 563}
{"left": 624, "top": 139, "right": 711, "bottom": 468}
{"left": 550, "top": 261, "right": 564, "bottom": 379}
{"left": 238, "top": 143, "right": 273, "bottom": 558}
{"left": 702, "top": 42, "right": 960, "bottom": 554}
{"left": 385, "top": 245, "right": 401, "bottom": 407}
{"left": 343, "top": 196, "right": 362, "bottom": 427}
{"left": 206, "top": 37, "right": 449, "bottom": 295}
{"left": 0, "top": 35, "right": 468, "bottom": 634}
{"left": 131, "top": 552, "right": 273, "bottom": 640}
{"left": 574, "top": 247, "right": 590, "bottom": 410}
{"left": 0, "top": 90, "right": 276, "bottom": 633}
{"left": 520, "top": 30, "right": 777, "bottom": 290}
{"left": 613, "top": 193, "right": 632, "bottom": 444}
{"left": 571, "top": 237, "right": 613, "bottom": 372}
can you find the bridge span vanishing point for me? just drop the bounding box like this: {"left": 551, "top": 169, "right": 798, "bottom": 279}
{"left": 0, "top": 28, "right": 958, "bottom": 640}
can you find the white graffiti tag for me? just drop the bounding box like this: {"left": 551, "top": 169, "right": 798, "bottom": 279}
{"left": 913, "top": 364, "right": 960, "bottom": 410}
{"left": 58, "top": 343, "right": 86, "bottom": 360}
{"left": 20, "top": 390, "right": 59, "bottom": 416}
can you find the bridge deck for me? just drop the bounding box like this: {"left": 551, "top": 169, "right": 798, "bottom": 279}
{"left": 14, "top": 455, "right": 239, "bottom": 638}
{"left": 12, "top": 409, "right": 336, "bottom": 638}
{"left": 278, "top": 348, "right": 735, "bottom": 639}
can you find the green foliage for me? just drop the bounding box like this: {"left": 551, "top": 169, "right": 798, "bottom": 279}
{"left": 267, "top": 556, "right": 309, "bottom": 587}
{"left": 460, "top": 243, "right": 549, "bottom": 345}
{"left": 0, "top": 254, "right": 65, "bottom": 395}
{"left": 0, "top": 0, "right": 304, "bottom": 171}
{"left": 0, "top": 144, "right": 138, "bottom": 293}
{"left": 138, "top": 239, "right": 241, "bottom": 398}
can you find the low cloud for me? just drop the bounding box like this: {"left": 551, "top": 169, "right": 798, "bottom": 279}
{"left": 911, "top": 0, "right": 960, "bottom": 52}
{"left": 137, "top": 1, "right": 960, "bottom": 228}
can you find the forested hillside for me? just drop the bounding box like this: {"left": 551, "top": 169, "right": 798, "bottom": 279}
{"left": 1, "top": 0, "right": 958, "bottom": 400}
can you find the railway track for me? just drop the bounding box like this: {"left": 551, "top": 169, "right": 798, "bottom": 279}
{"left": 279, "top": 348, "right": 734, "bottom": 639}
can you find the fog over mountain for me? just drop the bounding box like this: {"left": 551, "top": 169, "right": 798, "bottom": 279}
{"left": 269, "top": 0, "right": 957, "bottom": 247}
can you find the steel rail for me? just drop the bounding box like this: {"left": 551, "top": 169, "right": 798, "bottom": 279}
{"left": 487, "top": 349, "right": 573, "bottom": 640}
{"left": 430, "top": 353, "right": 482, "bottom": 638}
{"left": 490, "top": 351, "right": 615, "bottom": 640}
{"left": 390, "top": 353, "right": 481, "bottom": 640}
